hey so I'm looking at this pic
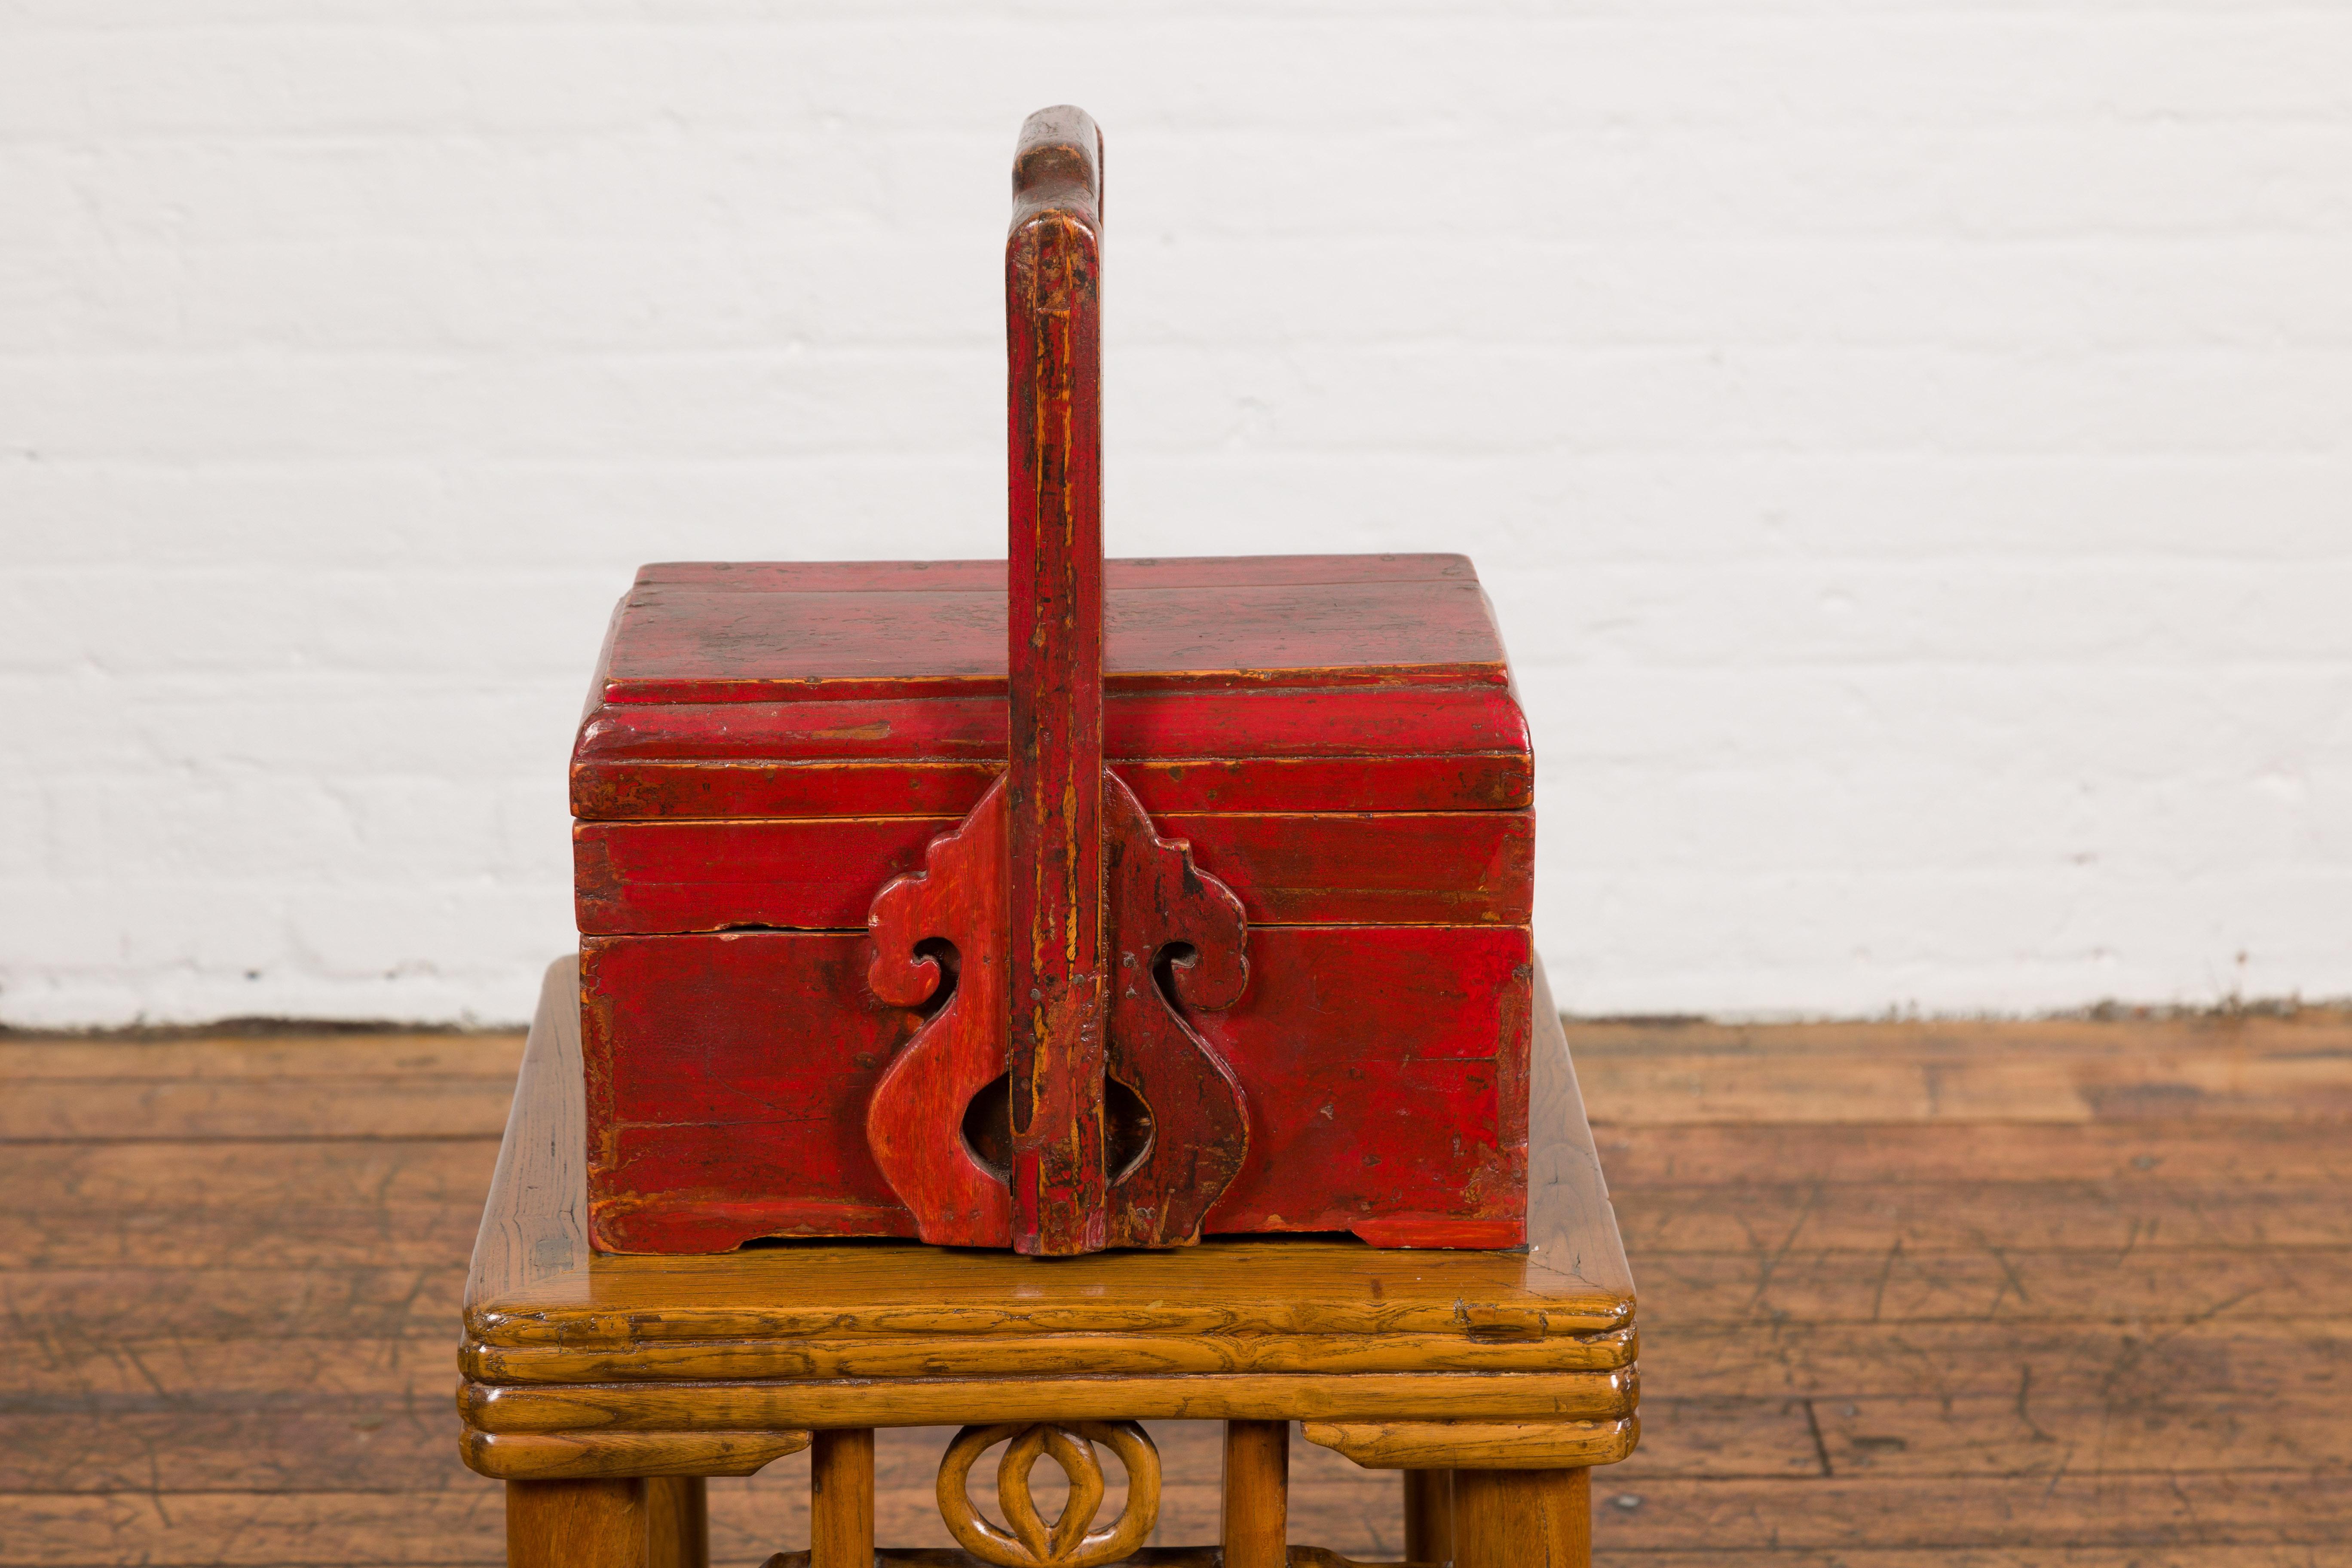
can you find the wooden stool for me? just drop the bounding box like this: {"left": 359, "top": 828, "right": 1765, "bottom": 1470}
{"left": 457, "top": 959, "right": 1639, "bottom": 1568}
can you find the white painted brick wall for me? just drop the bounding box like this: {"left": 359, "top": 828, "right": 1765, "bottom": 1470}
{"left": 4, "top": 2, "right": 2348, "bottom": 1026}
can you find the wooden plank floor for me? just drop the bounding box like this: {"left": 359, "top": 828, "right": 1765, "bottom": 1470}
{"left": 3, "top": 1010, "right": 2348, "bottom": 1565}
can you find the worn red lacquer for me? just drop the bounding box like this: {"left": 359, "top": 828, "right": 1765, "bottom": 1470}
{"left": 580, "top": 925, "right": 1528, "bottom": 1254}
{"left": 570, "top": 678, "right": 1534, "bottom": 821}
{"left": 576, "top": 105, "right": 1538, "bottom": 1257}
{"left": 1002, "top": 107, "right": 1112, "bottom": 1255}
{"left": 574, "top": 810, "right": 1535, "bottom": 935}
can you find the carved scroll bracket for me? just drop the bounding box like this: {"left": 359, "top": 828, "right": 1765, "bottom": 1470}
{"left": 865, "top": 777, "right": 1016, "bottom": 1249}
{"left": 937, "top": 1420, "right": 1160, "bottom": 1568}
{"left": 1100, "top": 772, "right": 1248, "bottom": 1248}
{"left": 864, "top": 769, "right": 1250, "bottom": 1252}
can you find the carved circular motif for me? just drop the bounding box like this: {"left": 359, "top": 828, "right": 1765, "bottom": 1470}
{"left": 936, "top": 1421, "right": 1161, "bottom": 1568}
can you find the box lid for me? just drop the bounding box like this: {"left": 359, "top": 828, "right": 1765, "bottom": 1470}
{"left": 572, "top": 552, "right": 1530, "bottom": 821}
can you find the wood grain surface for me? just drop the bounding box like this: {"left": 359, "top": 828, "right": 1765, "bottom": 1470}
{"left": 6, "top": 986, "right": 2346, "bottom": 1563}
{"left": 463, "top": 1429, "right": 810, "bottom": 1482}
{"left": 1302, "top": 1418, "right": 1639, "bottom": 1470}
{"left": 808, "top": 1428, "right": 873, "bottom": 1568}
{"left": 1453, "top": 1465, "right": 1590, "bottom": 1568}
{"left": 648, "top": 1476, "right": 709, "bottom": 1568}
{"left": 1219, "top": 1420, "right": 1289, "bottom": 1568}
{"left": 507, "top": 1478, "right": 647, "bottom": 1568}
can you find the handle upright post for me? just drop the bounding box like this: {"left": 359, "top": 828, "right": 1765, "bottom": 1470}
{"left": 1004, "top": 106, "right": 1108, "bottom": 1256}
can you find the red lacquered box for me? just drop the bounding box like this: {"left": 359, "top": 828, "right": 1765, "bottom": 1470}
{"left": 572, "top": 109, "right": 1536, "bottom": 1257}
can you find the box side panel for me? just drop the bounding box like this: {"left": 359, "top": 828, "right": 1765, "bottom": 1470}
{"left": 574, "top": 754, "right": 1532, "bottom": 820}
{"left": 576, "top": 811, "right": 1536, "bottom": 934}
{"left": 581, "top": 933, "right": 922, "bottom": 1253}
{"left": 581, "top": 925, "right": 1529, "bottom": 1254}
{"left": 571, "top": 684, "right": 1534, "bottom": 820}
{"left": 576, "top": 816, "right": 956, "bottom": 934}
{"left": 1201, "top": 925, "right": 1532, "bottom": 1248}
{"left": 576, "top": 686, "right": 1530, "bottom": 764}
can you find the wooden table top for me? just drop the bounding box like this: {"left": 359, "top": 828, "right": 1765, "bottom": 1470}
{"left": 459, "top": 955, "right": 1637, "bottom": 1435}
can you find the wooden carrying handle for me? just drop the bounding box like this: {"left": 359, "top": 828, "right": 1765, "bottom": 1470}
{"left": 1004, "top": 105, "right": 1108, "bottom": 1256}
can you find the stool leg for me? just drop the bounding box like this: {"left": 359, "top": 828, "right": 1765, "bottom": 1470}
{"left": 811, "top": 1428, "right": 875, "bottom": 1568}
{"left": 506, "top": 1478, "right": 649, "bottom": 1568}
{"left": 1402, "top": 1469, "right": 1453, "bottom": 1565}
{"left": 1453, "top": 1467, "right": 1590, "bottom": 1568}
{"left": 645, "top": 1477, "right": 708, "bottom": 1568}
{"left": 1220, "top": 1419, "right": 1289, "bottom": 1568}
